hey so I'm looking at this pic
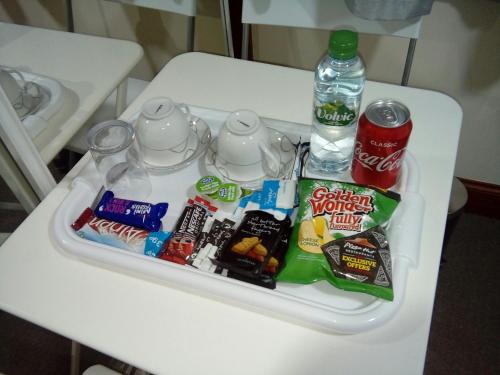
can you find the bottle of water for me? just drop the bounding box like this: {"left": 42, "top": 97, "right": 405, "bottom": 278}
{"left": 309, "top": 30, "right": 366, "bottom": 174}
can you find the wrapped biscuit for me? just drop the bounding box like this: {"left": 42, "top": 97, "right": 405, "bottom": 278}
{"left": 215, "top": 210, "right": 291, "bottom": 289}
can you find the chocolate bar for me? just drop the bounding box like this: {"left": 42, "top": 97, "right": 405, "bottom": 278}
{"left": 95, "top": 191, "right": 168, "bottom": 232}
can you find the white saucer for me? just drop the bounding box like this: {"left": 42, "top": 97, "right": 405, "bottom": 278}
{"left": 203, "top": 129, "right": 298, "bottom": 189}
{"left": 143, "top": 118, "right": 211, "bottom": 174}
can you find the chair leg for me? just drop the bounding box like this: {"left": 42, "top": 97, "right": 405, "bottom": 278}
{"left": 401, "top": 38, "right": 417, "bottom": 86}
{"left": 187, "top": 16, "right": 196, "bottom": 52}
{"left": 115, "top": 79, "right": 128, "bottom": 118}
{"left": 241, "top": 23, "right": 250, "bottom": 60}
{"left": 70, "top": 340, "right": 81, "bottom": 375}
{"left": 220, "top": 0, "right": 234, "bottom": 57}
{"left": 0, "top": 140, "right": 39, "bottom": 212}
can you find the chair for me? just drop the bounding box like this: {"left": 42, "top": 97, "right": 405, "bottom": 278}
{"left": 0, "top": 86, "right": 56, "bottom": 207}
{"left": 239, "top": 0, "right": 425, "bottom": 85}
{"left": 106, "top": 0, "right": 236, "bottom": 56}
{"left": 105, "top": 0, "right": 198, "bottom": 51}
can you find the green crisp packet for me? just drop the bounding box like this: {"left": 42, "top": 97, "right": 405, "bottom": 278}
{"left": 276, "top": 178, "right": 400, "bottom": 301}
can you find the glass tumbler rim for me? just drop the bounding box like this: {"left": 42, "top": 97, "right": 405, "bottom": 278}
{"left": 87, "top": 120, "right": 135, "bottom": 155}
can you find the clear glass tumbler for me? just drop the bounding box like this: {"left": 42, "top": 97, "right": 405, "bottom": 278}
{"left": 87, "top": 120, "right": 152, "bottom": 200}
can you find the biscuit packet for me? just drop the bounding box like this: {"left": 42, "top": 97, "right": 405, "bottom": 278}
{"left": 276, "top": 178, "right": 400, "bottom": 300}
{"left": 215, "top": 210, "right": 291, "bottom": 289}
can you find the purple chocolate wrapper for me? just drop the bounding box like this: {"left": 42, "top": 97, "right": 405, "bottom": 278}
{"left": 95, "top": 191, "right": 168, "bottom": 232}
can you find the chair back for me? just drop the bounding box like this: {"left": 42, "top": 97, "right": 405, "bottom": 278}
{"left": 242, "top": 0, "right": 422, "bottom": 39}
{"left": 106, "top": 0, "right": 197, "bottom": 17}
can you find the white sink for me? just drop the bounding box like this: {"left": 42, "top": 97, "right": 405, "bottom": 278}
{"left": 10, "top": 70, "right": 74, "bottom": 139}
{"left": 0, "top": 69, "right": 74, "bottom": 140}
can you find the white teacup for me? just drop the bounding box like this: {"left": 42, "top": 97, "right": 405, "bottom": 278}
{"left": 215, "top": 110, "right": 280, "bottom": 180}
{"left": 136, "top": 97, "right": 195, "bottom": 167}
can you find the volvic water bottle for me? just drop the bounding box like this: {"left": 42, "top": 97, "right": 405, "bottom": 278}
{"left": 309, "top": 30, "right": 366, "bottom": 174}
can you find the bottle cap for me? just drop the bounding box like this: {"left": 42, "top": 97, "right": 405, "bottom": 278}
{"left": 328, "top": 30, "right": 358, "bottom": 60}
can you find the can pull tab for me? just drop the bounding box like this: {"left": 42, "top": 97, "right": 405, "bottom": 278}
{"left": 380, "top": 107, "right": 398, "bottom": 125}
{"left": 365, "top": 99, "right": 410, "bottom": 128}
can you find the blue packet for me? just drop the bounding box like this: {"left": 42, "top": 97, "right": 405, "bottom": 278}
{"left": 145, "top": 231, "right": 171, "bottom": 257}
{"left": 261, "top": 180, "right": 293, "bottom": 217}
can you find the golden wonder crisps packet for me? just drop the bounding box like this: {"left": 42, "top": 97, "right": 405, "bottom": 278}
{"left": 276, "top": 178, "right": 400, "bottom": 300}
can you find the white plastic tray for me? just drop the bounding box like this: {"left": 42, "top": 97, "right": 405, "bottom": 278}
{"left": 51, "top": 105, "right": 425, "bottom": 334}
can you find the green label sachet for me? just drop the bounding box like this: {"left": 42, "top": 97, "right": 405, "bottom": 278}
{"left": 276, "top": 178, "right": 400, "bottom": 301}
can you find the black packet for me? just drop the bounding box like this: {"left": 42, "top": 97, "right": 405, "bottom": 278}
{"left": 215, "top": 210, "right": 292, "bottom": 289}
{"left": 226, "top": 225, "right": 292, "bottom": 288}
{"left": 320, "top": 225, "right": 394, "bottom": 300}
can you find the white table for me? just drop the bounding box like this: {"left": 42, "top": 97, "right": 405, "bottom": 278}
{"left": 0, "top": 22, "right": 143, "bottom": 210}
{"left": 0, "top": 52, "right": 462, "bottom": 375}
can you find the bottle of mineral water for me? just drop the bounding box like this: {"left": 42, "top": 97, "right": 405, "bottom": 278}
{"left": 309, "top": 30, "right": 365, "bottom": 174}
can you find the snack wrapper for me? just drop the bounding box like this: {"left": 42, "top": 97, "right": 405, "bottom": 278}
{"left": 159, "top": 196, "right": 217, "bottom": 265}
{"left": 276, "top": 178, "right": 400, "bottom": 300}
{"left": 215, "top": 210, "right": 292, "bottom": 289}
{"left": 95, "top": 191, "right": 168, "bottom": 232}
{"left": 72, "top": 207, "right": 169, "bottom": 255}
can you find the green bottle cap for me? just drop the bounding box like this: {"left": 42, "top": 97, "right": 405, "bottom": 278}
{"left": 328, "top": 30, "right": 358, "bottom": 60}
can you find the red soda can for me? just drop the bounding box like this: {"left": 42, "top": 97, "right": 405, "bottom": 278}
{"left": 351, "top": 99, "right": 412, "bottom": 189}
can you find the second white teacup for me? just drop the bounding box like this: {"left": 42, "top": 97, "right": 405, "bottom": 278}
{"left": 136, "top": 97, "right": 194, "bottom": 167}
{"left": 215, "top": 110, "right": 280, "bottom": 181}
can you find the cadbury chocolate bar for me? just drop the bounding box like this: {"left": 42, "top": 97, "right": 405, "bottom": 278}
{"left": 95, "top": 191, "right": 168, "bottom": 232}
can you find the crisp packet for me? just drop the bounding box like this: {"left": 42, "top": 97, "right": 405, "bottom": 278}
{"left": 95, "top": 191, "right": 168, "bottom": 232}
{"left": 72, "top": 207, "right": 170, "bottom": 255}
{"left": 276, "top": 178, "right": 400, "bottom": 300}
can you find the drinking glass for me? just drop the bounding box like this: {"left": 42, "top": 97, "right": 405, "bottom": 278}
{"left": 87, "top": 120, "right": 151, "bottom": 200}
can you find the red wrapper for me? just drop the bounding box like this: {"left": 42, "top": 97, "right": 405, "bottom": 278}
{"left": 159, "top": 196, "right": 217, "bottom": 265}
{"left": 72, "top": 207, "right": 150, "bottom": 253}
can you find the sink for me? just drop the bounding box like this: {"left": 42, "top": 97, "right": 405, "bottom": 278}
{"left": 0, "top": 67, "right": 74, "bottom": 139}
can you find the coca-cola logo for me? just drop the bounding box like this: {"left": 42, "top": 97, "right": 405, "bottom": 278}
{"left": 354, "top": 141, "right": 405, "bottom": 172}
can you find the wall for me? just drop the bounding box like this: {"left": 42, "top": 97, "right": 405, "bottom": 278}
{"left": 71, "top": 0, "right": 225, "bottom": 80}
{"left": 252, "top": 0, "right": 500, "bottom": 185}
{"left": 0, "top": 0, "right": 66, "bottom": 30}
{"left": 1, "top": 0, "right": 499, "bottom": 184}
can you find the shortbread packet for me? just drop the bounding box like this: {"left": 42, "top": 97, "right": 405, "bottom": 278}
{"left": 276, "top": 178, "right": 400, "bottom": 300}
{"left": 215, "top": 210, "right": 291, "bottom": 289}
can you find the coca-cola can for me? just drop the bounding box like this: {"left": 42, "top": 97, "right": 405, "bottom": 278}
{"left": 351, "top": 99, "right": 412, "bottom": 189}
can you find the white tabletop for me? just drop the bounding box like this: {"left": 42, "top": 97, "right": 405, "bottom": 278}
{"left": 0, "top": 52, "right": 462, "bottom": 375}
{"left": 0, "top": 21, "right": 143, "bottom": 163}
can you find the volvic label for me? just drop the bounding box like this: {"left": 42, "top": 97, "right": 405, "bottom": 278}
{"left": 314, "top": 100, "right": 356, "bottom": 127}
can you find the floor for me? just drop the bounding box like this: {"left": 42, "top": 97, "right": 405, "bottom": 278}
{"left": 0, "top": 164, "right": 499, "bottom": 374}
